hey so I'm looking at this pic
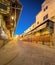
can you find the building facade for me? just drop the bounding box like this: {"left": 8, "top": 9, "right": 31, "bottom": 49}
{"left": 0, "top": 0, "right": 22, "bottom": 39}
{"left": 24, "top": 0, "right": 55, "bottom": 45}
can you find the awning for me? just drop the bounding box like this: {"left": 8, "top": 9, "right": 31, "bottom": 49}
{"left": 36, "top": 23, "right": 47, "bottom": 31}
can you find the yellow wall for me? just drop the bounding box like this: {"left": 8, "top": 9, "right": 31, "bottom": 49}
{"left": 42, "top": 0, "right": 55, "bottom": 20}
{"left": 36, "top": 11, "right": 43, "bottom": 26}
{"left": 36, "top": 0, "right": 55, "bottom": 27}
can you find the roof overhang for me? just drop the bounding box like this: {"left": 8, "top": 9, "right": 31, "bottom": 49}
{"left": 26, "top": 19, "right": 54, "bottom": 35}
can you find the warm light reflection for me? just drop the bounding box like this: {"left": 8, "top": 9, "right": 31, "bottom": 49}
{"left": 42, "top": 31, "right": 50, "bottom": 35}
{"left": 11, "top": 16, "right": 14, "bottom": 20}
{"left": 11, "top": 35, "right": 18, "bottom": 42}
{"left": 35, "top": 32, "right": 40, "bottom": 36}
{"left": 15, "top": 35, "right": 18, "bottom": 39}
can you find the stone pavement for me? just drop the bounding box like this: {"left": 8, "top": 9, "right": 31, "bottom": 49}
{"left": 0, "top": 40, "right": 19, "bottom": 65}
{"left": 0, "top": 41, "right": 55, "bottom": 65}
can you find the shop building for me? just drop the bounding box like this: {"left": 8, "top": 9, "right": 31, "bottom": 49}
{"left": 24, "top": 0, "right": 55, "bottom": 46}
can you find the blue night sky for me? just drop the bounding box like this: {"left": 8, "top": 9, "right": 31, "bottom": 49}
{"left": 15, "top": 0, "right": 44, "bottom": 35}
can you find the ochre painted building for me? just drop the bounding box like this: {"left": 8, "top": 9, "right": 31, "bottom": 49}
{"left": 24, "top": 0, "right": 55, "bottom": 46}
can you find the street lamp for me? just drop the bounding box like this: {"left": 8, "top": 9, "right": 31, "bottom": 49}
{"left": 11, "top": 16, "right": 14, "bottom": 20}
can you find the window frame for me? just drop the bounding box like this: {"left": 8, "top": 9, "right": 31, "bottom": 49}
{"left": 43, "top": 14, "right": 48, "bottom": 21}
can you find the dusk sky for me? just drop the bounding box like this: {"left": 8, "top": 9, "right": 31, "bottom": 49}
{"left": 14, "top": 0, "right": 44, "bottom": 35}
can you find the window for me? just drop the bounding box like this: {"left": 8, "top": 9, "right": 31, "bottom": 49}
{"left": 43, "top": 14, "right": 48, "bottom": 21}
{"left": 46, "top": 6, "right": 48, "bottom": 9}
{"left": 44, "top": 6, "right": 48, "bottom": 11}
{"left": 37, "top": 21, "right": 39, "bottom": 24}
{"left": 46, "top": 14, "right": 48, "bottom": 18}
